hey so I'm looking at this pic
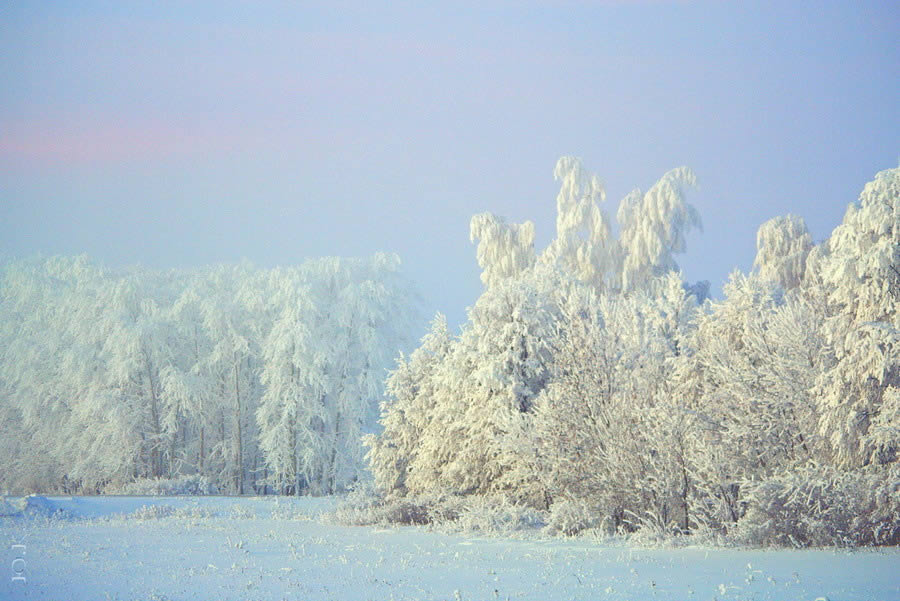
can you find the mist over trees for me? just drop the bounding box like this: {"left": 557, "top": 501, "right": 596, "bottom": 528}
{"left": 0, "top": 254, "right": 417, "bottom": 495}
{"left": 367, "top": 159, "right": 899, "bottom": 546}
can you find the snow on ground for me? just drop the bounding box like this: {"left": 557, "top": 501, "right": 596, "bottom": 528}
{"left": 1, "top": 496, "right": 898, "bottom": 601}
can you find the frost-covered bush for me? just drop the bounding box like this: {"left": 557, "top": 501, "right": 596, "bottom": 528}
{"left": 544, "top": 498, "right": 606, "bottom": 536}
{"left": 442, "top": 496, "right": 546, "bottom": 535}
{"left": 333, "top": 491, "right": 472, "bottom": 527}
{"left": 329, "top": 482, "right": 381, "bottom": 525}
{"left": 330, "top": 488, "right": 431, "bottom": 526}
{"left": 112, "top": 475, "right": 219, "bottom": 496}
{"left": 734, "top": 465, "right": 900, "bottom": 547}
{"left": 330, "top": 489, "right": 546, "bottom": 534}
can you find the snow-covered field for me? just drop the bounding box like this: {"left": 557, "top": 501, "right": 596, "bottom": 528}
{"left": 1, "top": 496, "right": 897, "bottom": 601}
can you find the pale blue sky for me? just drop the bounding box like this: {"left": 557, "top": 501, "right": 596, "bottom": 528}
{"left": 1, "top": 1, "right": 897, "bottom": 329}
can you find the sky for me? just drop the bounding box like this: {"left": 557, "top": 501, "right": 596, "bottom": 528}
{"left": 1, "top": 1, "right": 898, "bottom": 331}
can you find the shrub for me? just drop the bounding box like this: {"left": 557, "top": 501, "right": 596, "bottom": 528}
{"left": 442, "top": 495, "right": 546, "bottom": 535}
{"left": 330, "top": 487, "right": 546, "bottom": 534}
{"left": 733, "top": 464, "right": 900, "bottom": 547}
{"left": 544, "top": 498, "right": 606, "bottom": 536}
{"left": 330, "top": 486, "right": 431, "bottom": 526}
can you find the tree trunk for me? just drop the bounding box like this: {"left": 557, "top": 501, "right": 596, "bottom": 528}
{"left": 199, "top": 425, "right": 205, "bottom": 475}
{"left": 328, "top": 410, "right": 342, "bottom": 495}
{"left": 145, "top": 354, "right": 162, "bottom": 477}
{"left": 233, "top": 355, "right": 244, "bottom": 495}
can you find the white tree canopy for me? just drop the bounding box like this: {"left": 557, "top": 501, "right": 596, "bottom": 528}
{"left": 470, "top": 213, "right": 536, "bottom": 289}
{"left": 541, "top": 157, "right": 616, "bottom": 289}
{"left": 0, "top": 253, "right": 418, "bottom": 495}
{"left": 618, "top": 167, "right": 701, "bottom": 293}
{"left": 753, "top": 214, "right": 814, "bottom": 290}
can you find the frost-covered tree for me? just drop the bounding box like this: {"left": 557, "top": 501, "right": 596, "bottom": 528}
{"left": 676, "top": 271, "right": 826, "bottom": 528}
{"left": 531, "top": 272, "right": 702, "bottom": 530}
{"left": 815, "top": 322, "right": 898, "bottom": 468}
{"left": 256, "top": 268, "right": 320, "bottom": 495}
{"left": 813, "top": 166, "right": 899, "bottom": 468}
{"left": 366, "top": 313, "right": 453, "bottom": 495}
{"left": 753, "top": 214, "right": 814, "bottom": 290}
{"left": 821, "top": 166, "right": 899, "bottom": 325}
{"left": 402, "top": 267, "right": 559, "bottom": 501}
{"left": 67, "top": 267, "right": 193, "bottom": 488}
{"left": 256, "top": 254, "right": 416, "bottom": 495}
{"left": 0, "top": 258, "right": 183, "bottom": 490}
{"left": 618, "top": 167, "right": 701, "bottom": 293}
{"left": 470, "top": 213, "right": 536, "bottom": 289}
{"left": 163, "top": 263, "right": 266, "bottom": 493}
{"left": 162, "top": 279, "right": 216, "bottom": 480}
{"left": 0, "top": 257, "right": 80, "bottom": 491}
{"left": 541, "top": 157, "right": 617, "bottom": 289}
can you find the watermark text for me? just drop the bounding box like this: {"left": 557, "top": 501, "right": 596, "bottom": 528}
{"left": 10, "top": 544, "right": 26, "bottom": 584}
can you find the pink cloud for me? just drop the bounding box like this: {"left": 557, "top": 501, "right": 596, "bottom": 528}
{"left": 0, "top": 117, "right": 242, "bottom": 166}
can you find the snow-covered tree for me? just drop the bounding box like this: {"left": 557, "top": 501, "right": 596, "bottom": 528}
{"left": 677, "top": 271, "right": 826, "bottom": 529}
{"left": 820, "top": 166, "right": 899, "bottom": 326}
{"left": 753, "top": 214, "right": 813, "bottom": 291}
{"left": 164, "top": 263, "right": 266, "bottom": 493}
{"left": 366, "top": 313, "right": 453, "bottom": 496}
{"left": 541, "top": 157, "right": 617, "bottom": 289}
{"left": 470, "top": 213, "right": 536, "bottom": 289}
{"left": 0, "top": 257, "right": 77, "bottom": 491}
{"left": 531, "top": 272, "right": 702, "bottom": 530}
{"left": 401, "top": 267, "right": 559, "bottom": 501}
{"left": 618, "top": 167, "right": 701, "bottom": 293}
{"left": 813, "top": 166, "right": 899, "bottom": 468}
{"left": 257, "top": 254, "right": 417, "bottom": 495}
{"left": 256, "top": 268, "right": 320, "bottom": 495}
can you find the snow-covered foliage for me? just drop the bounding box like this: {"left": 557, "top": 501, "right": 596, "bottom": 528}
{"left": 812, "top": 167, "right": 900, "bottom": 470}
{"left": 470, "top": 213, "right": 536, "bottom": 289}
{"left": 541, "top": 156, "right": 615, "bottom": 289}
{"left": 368, "top": 159, "right": 899, "bottom": 547}
{"left": 753, "top": 214, "right": 813, "bottom": 290}
{"left": 734, "top": 464, "right": 900, "bottom": 547}
{"left": 617, "top": 167, "right": 701, "bottom": 293}
{"left": 0, "top": 254, "right": 417, "bottom": 495}
{"left": 365, "top": 314, "right": 453, "bottom": 496}
{"left": 544, "top": 497, "right": 606, "bottom": 536}
{"left": 820, "top": 166, "right": 899, "bottom": 325}
{"left": 256, "top": 254, "right": 415, "bottom": 495}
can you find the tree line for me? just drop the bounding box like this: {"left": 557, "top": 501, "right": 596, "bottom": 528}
{"left": 0, "top": 254, "right": 417, "bottom": 495}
